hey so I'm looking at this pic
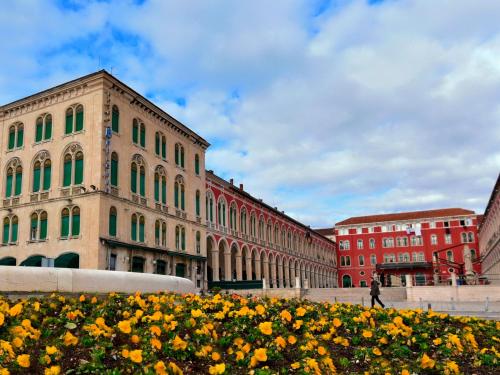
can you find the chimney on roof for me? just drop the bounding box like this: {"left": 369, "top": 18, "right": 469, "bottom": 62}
{"left": 239, "top": 183, "right": 243, "bottom": 190}
{"left": 208, "top": 170, "right": 213, "bottom": 174}
{"left": 229, "top": 178, "right": 234, "bottom": 185}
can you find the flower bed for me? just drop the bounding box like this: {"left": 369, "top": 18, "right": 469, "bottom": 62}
{"left": 0, "top": 292, "right": 498, "bottom": 374}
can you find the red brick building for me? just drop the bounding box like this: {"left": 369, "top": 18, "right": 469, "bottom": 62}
{"left": 334, "top": 208, "right": 481, "bottom": 288}
{"left": 205, "top": 171, "right": 338, "bottom": 289}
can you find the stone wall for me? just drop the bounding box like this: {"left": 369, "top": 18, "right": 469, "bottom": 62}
{"left": 406, "top": 285, "right": 500, "bottom": 302}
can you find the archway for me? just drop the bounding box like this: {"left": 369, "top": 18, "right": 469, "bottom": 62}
{"left": 342, "top": 274, "right": 352, "bottom": 288}
{"left": 218, "top": 239, "right": 228, "bottom": 280}
{"left": 20, "top": 255, "right": 44, "bottom": 267}
{"left": 207, "top": 235, "right": 216, "bottom": 281}
{"left": 230, "top": 242, "right": 240, "bottom": 281}
{"left": 0, "top": 256, "right": 16, "bottom": 266}
{"left": 55, "top": 252, "right": 79, "bottom": 268}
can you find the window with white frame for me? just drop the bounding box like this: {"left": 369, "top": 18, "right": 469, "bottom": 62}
{"left": 370, "top": 254, "right": 377, "bottom": 265}
{"left": 358, "top": 255, "right": 364, "bottom": 266}
{"left": 369, "top": 238, "right": 375, "bottom": 249}
{"left": 431, "top": 234, "right": 437, "bottom": 245}
{"left": 445, "top": 233, "right": 452, "bottom": 244}
{"left": 357, "top": 239, "right": 363, "bottom": 249}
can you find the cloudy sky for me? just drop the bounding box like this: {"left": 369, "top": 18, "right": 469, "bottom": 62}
{"left": 1, "top": 0, "right": 499, "bottom": 227}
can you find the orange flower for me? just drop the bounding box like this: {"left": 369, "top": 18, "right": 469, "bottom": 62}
{"left": 253, "top": 348, "right": 267, "bottom": 362}
{"left": 150, "top": 325, "right": 162, "bottom": 336}
{"left": 118, "top": 320, "right": 132, "bottom": 334}
{"left": 131, "top": 335, "right": 140, "bottom": 344}
{"left": 255, "top": 305, "right": 265, "bottom": 315}
{"left": 211, "top": 352, "right": 221, "bottom": 361}
{"left": 0, "top": 313, "right": 4, "bottom": 327}
{"left": 317, "top": 346, "right": 327, "bottom": 356}
{"left": 17, "top": 354, "right": 30, "bottom": 368}
{"left": 275, "top": 336, "right": 287, "bottom": 349}
{"left": 44, "top": 366, "right": 61, "bottom": 375}
{"left": 280, "top": 310, "right": 292, "bottom": 322}
{"left": 46, "top": 346, "right": 58, "bottom": 355}
{"left": 122, "top": 349, "right": 129, "bottom": 358}
{"left": 9, "top": 303, "right": 23, "bottom": 317}
{"left": 333, "top": 318, "right": 342, "bottom": 327}
{"left": 259, "top": 322, "right": 273, "bottom": 335}
{"left": 421, "top": 353, "right": 435, "bottom": 369}
{"left": 296, "top": 307, "right": 306, "bottom": 317}
{"left": 129, "top": 349, "right": 142, "bottom": 363}
{"left": 63, "top": 331, "right": 78, "bottom": 346}
{"left": 288, "top": 335, "right": 297, "bottom": 344}
{"left": 151, "top": 338, "right": 162, "bottom": 350}
{"left": 154, "top": 361, "right": 167, "bottom": 375}
{"left": 235, "top": 351, "right": 244, "bottom": 361}
{"left": 362, "top": 330, "right": 373, "bottom": 338}
{"left": 172, "top": 335, "right": 187, "bottom": 350}
{"left": 373, "top": 347, "right": 382, "bottom": 356}
{"left": 208, "top": 363, "right": 225, "bottom": 375}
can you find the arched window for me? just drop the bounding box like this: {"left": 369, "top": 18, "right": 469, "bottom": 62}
{"left": 2, "top": 215, "right": 18, "bottom": 245}
{"left": 7, "top": 122, "right": 24, "bottom": 150}
{"left": 30, "top": 211, "right": 48, "bottom": 241}
{"left": 174, "top": 175, "right": 185, "bottom": 210}
{"left": 35, "top": 114, "right": 52, "bottom": 142}
{"left": 154, "top": 166, "right": 167, "bottom": 204}
{"left": 467, "top": 232, "right": 474, "bottom": 243}
{"left": 249, "top": 214, "right": 256, "bottom": 237}
{"left": 111, "top": 105, "right": 119, "bottom": 133}
{"left": 65, "top": 104, "right": 84, "bottom": 134}
{"left": 175, "top": 225, "right": 186, "bottom": 251}
{"left": 431, "top": 234, "right": 437, "bottom": 245}
{"left": 32, "top": 152, "right": 51, "bottom": 192}
{"left": 5, "top": 158, "right": 23, "bottom": 197}
{"left": 446, "top": 250, "right": 454, "bottom": 262}
{"left": 195, "top": 190, "right": 201, "bottom": 216}
{"left": 240, "top": 208, "right": 247, "bottom": 234}
{"left": 131, "top": 256, "right": 145, "bottom": 273}
{"left": 470, "top": 249, "right": 476, "bottom": 260}
{"left": 61, "top": 206, "right": 80, "bottom": 238}
{"left": 131, "top": 155, "right": 146, "bottom": 197}
{"left": 273, "top": 223, "right": 279, "bottom": 244}
{"left": 155, "top": 219, "right": 167, "bottom": 247}
{"left": 230, "top": 203, "right": 238, "bottom": 230}
{"left": 259, "top": 218, "right": 265, "bottom": 240}
{"left": 218, "top": 199, "right": 227, "bottom": 227}
{"left": 132, "top": 119, "right": 146, "bottom": 147}
{"left": 111, "top": 152, "right": 118, "bottom": 187}
{"left": 175, "top": 143, "right": 185, "bottom": 168}
{"left": 109, "top": 207, "right": 117, "bottom": 237}
{"left": 196, "top": 231, "right": 201, "bottom": 253}
{"left": 461, "top": 232, "right": 467, "bottom": 243}
{"left": 370, "top": 254, "right": 377, "bottom": 265}
{"left": 62, "top": 144, "right": 84, "bottom": 187}
{"left": 206, "top": 191, "right": 214, "bottom": 222}
{"left": 131, "top": 213, "right": 145, "bottom": 242}
{"left": 194, "top": 154, "right": 200, "bottom": 175}
{"left": 155, "top": 132, "right": 167, "bottom": 159}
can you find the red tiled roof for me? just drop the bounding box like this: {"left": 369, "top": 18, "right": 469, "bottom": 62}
{"left": 335, "top": 208, "right": 476, "bottom": 226}
{"left": 314, "top": 228, "right": 335, "bottom": 236}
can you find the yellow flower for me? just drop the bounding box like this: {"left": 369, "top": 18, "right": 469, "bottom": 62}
{"left": 317, "top": 346, "right": 327, "bottom": 355}
{"left": 44, "top": 366, "right": 61, "bottom": 375}
{"left": 255, "top": 305, "right": 265, "bottom": 315}
{"left": 129, "top": 349, "right": 142, "bottom": 363}
{"left": 421, "top": 353, "right": 435, "bottom": 369}
{"left": 91, "top": 297, "right": 97, "bottom": 304}
{"left": 17, "top": 354, "right": 30, "bottom": 368}
{"left": 333, "top": 318, "right": 342, "bottom": 327}
{"left": 379, "top": 337, "right": 388, "bottom": 344}
{"left": 275, "top": 336, "right": 287, "bottom": 349}
{"left": 296, "top": 307, "right": 306, "bottom": 317}
{"left": 118, "top": 320, "right": 132, "bottom": 334}
{"left": 291, "top": 362, "right": 300, "bottom": 369}
{"left": 9, "top": 303, "right": 23, "bottom": 317}
{"left": 63, "top": 331, "right": 78, "bottom": 346}
{"left": 151, "top": 338, "right": 162, "bottom": 350}
{"left": 208, "top": 363, "right": 226, "bottom": 375}
{"left": 12, "top": 337, "right": 23, "bottom": 348}
{"left": 242, "top": 343, "right": 251, "bottom": 354}
{"left": 122, "top": 349, "right": 129, "bottom": 358}
{"left": 154, "top": 361, "right": 167, "bottom": 375}
{"left": 211, "top": 352, "right": 221, "bottom": 361}
{"left": 46, "top": 346, "right": 58, "bottom": 355}
{"left": 168, "top": 362, "right": 184, "bottom": 375}
{"left": 131, "top": 335, "right": 140, "bottom": 344}
{"left": 172, "top": 335, "right": 187, "bottom": 350}
{"left": 445, "top": 361, "right": 459, "bottom": 375}
{"left": 280, "top": 310, "right": 292, "bottom": 322}
{"left": 235, "top": 351, "right": 244, "bottom": 361}
{"left": 362, "top": 330, "right": 373, "bottom": 338}
{"left": 373, "top": 347, "right": 382, "bottom": 356}
{"left": 191, "top": 309, "right": 203, "bottom": 318}
{"left": 150, "top": 325, "right": 162, "bottom": 336}
{"left": 433, "top": 338, "right": 442, "bottom": 345}
{"left": 259, "top": 321, "right": 273, "bottom": 335}
{"left": 79, "top": 295, "right": 86, "bottom": 302}
{"left": 0, "top": 313, "right": 4, "bottom": 326}
{"left": 288, "top": 335, "right": 297, "bottom": 344}
{"left": 401, "top": 370, "right": 410, "bottom": 375}
{"left": 253, "top": 348, "right": 267, "bottom": 362}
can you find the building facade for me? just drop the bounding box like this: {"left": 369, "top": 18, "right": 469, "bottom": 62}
{"left": 479, "top": 174, "right": 500, "bottom": 284}
{"left": 334, "top": 208, "right": 481, "bottom": 288}
{"left": 0, "top": 71, "right": 209, "bottom": 288}
{"left": 206, "top": 172, "right": 337, "bottom": 288}
{"left": 0, "top": 71, "right": 337, "bottom": 290}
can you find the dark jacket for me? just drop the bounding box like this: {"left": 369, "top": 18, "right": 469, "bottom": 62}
{"left": 370, "top": 279, "right": 380, "bottom": 296}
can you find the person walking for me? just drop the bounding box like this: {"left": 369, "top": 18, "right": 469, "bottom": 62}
{"left": 370, "top": 276, "right": 385, "bottom": 308}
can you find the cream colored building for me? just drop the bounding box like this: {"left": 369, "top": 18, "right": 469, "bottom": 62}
{"left": 479, "top": 174, "right": 500, "bottom": 284}
{"left": 0, "top": 71, "right": 209, "bottom": 289}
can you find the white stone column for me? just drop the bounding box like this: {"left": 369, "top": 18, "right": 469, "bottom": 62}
{"left": 263, "top": 257, "right": 270, "bottom": 285}
{"left": 211, "top": 250, "right": 219, "bottom": 281}
{"left": 278, "top": 258, "right": 284, "bottom": 288}
{"left": 245, "top": 255, "right": 252, "bottom": 280}
{"left": 224, "top": 251, "right": 231, "bottom": 281}
{"left": 290, "top": 262, "right": 296, "bottom": 288}
{"left": 271, "top": 260, "right": 277, "bottom": 288}
{"left": 236, "top": 254, "right": 243, "bottom": 281}
{"left": 255, "top": 254, "right": 262, "bottom": 280}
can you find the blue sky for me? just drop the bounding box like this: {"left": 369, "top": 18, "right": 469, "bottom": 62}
{"left": 1, "top": 0, "right": 499, "bottom": 227}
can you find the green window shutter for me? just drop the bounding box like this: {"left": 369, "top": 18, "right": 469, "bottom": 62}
{"left": 155, "top": 223, "right": 160, "bottom": 243}
{"left": 139, "top": 221, "right": 145, "bottom": 242}
{"left": 43, "top": 164, "right": 51, "bottom": 190}
{"left": 40, "top": 218, "right": 48, "bottom": 240}
{"left": 14, "top": 172, "right": 22, "bottom": 196}
{"left": 11, "top": 222, "right": 18, "bottom": 242}
{"left": 75, "top": 157, "right": 83, "bottom": 185}
{"left": 174, "top": 184, "right": 179, "bottom": 208}
{"left": 75, "top": 110, "right": 84, "bottom": 131}
{"left": 139, "top": 171, "right": 145, "bottom": 197}
{"left": 72, "top": 213, "right": 80, "bottom": 236}
{"left": 131, "top": 218, "right": 137, "bottom": 241}
{"left": 132, "top": 123, "right": 138, "bottom": 144}
{"left": 31, "top": 217, "right": 38, "bottom": 237}
{"left": 65, "top": 112, "right": 73, "bottom": 134}
{"left": 180, "top": 149, "right": 185, "bottom": 167}
{"left": 223, "top": 205, "right": 226, "bottom": 226}
{"left": 6, "top": 174, "right": 12, "bottom": 198}
{"left": 154, "top": 176, "right": 159, "bottom": 201}
{"left": 36, "top": 122, "right": 43, "bottom": 142}
{"left": 161, "top": 179, "right": 166, "bottom": 204}
{"left": 45, "top": 118, "right": 52, "bottom": 139}
{"left": 175, "top": 146, "right": 179, "bottom": 165}
{"left": 195, "top": 156, "right": 200, "bottom": 175}
{"left": 8, "top": 131, "right": 15, "bottom": 150}
{"left": 210, "top": 201, "right": 213, "bottom": 222}
{"left": 111, "top": 159, "right": 118, "bottom": 186}
{"left": 196, "top": 194, "right": 200, "bottom": 216}
{"left": 33, "top": 166, "right": 41, "bottom": 192}
{"left": 3, "top": 222, "right": 9, "bottom": 244}
{"left": 181, "top": 188, "right": 185, "bottom": 210}
{"left": 112, "top": 109, "right": 119, "bottom": 132}
{"left": 181, "top": 230, "right": 185, "bottom": 250}
{"left": 16, "top": 128, "right": 23, "bottom": 148}
{"left": 162, "top": 141, "right": 166, "bottom": 159}
{"left": 61, "top": 214, "right": 69, "bottom": 237}
{"left": 155, "top": 134, "right": 160, "bottom": 155}
{"left": 140, "top": 126, "right": 146, "bottom": 147}
{"left": 109, "top": 213, "right": 117, "bottom": 237}
{"left": 131, "top": 167, "right": 137, "bottom": 193}
{"left": 63, "top": 160, "right": 72, "bottom": 187}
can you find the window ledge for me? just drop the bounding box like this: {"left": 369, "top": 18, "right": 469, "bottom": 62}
{"left": 5, "top": 146, "right": 24, "bottom": 153}
{"left": 28, "top": 239, "right": 48, "bottom": 244}
{"left": 33, "top": 139, "right": 52, "bottom": 146}
{"left": 63, "top": 130, "right": 85, "bottom": 138}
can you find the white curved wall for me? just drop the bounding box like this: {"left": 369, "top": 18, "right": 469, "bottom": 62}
{"left": 0, "top": 266, "right": 194, "bottom": 294}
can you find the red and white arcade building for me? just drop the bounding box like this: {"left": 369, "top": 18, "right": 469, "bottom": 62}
{"left": 205, "top": 171, "right": 338, "bottom": 289}
{"left": 334, "top": 208, "right": 481, "bottom": 288}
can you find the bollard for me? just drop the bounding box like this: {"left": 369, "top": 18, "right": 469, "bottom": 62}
{"left": 334, "top": 296, "right": 337, "bottom": 303}
{"left": 485, "top": 297, "right": 489, "bottom": 312}
{"left": 427, "top": 303, "right": 432, "bottom": 311}
{"left": 419, "top": 297, "right": 423, "bottom": 310}
{"left": 451, "top": 297, "right": 455, "bottom": 311}
{"left": 361, "top": 297, "right": 364, "bottom": 306}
